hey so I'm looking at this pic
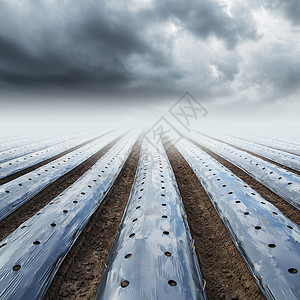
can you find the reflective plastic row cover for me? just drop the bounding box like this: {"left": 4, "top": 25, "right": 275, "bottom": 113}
{"left": 0, "top": 130, "right": 122, "bottom": 221}
{"left": 173, "top": 138, "right": 300, "bottom": 300}
{"left": 196, "top": 131, "right": 300, "bottom": 172}
{"left": 0, "top": 133, "right": 53, "bottom": 143}
{"left": 189, "top": 132, "right": 300, "bottom": 210}
{"left": 0, "top": 135, "right": 32, "bottom": 145}
{"left": 0, "top": 132, "right": 82, "bottom": 163}
{"left": 269, "top": 136, "right": 300, "bottom": 147}
{"left": 95, "top": 139, "right": 207, "bottom": 300}
{"left": 0, "top": 135, "right": 54, "bottom": 152}
{"left": 0, "top": 131, "right": 102, "bottom": 179}
{"left": 0, "top": 133, "right": 138, "bottom": 300}
{"left": 231, "top": 132, "right": 300, "bottom": 156}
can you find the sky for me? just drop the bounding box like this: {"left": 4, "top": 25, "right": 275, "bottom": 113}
{"left": 0, "top": 0, "right": 299, "bottom": 131}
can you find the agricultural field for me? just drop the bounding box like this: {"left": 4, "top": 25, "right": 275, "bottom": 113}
{"left": 0, "top": 129, "right": 299, "bottom": 300}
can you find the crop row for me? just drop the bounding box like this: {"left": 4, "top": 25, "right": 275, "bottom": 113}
{"left": 198, "top": 131, "right": 300, "bottom": 172}
{"left": 95, "top": 139, "right": 207, "bottom": 300}
{"left": 0, "top": 134, "right": 56, "bottom": 153}
{"left": 0, "top": 132, "right": 137, "bottom": 300}
{"left": 0, "top": 130, "right": 121, "bottom": 221}
{"left": 189, "top": 132, "right": 300, "bottom": 210}
{"left": 172, "top": 137, "right": 300, "bottom": 300}
{"left": 227, "top": 132, "right": 300, "bottom": 156}
{"left": 0, "top": 132, "right": 81, "bottom": 163}
{"left": 0, "top": 132, "right": 104, "bottom": 179}
{"left": 0, "top": 130, "right": 299, "bottom": 300}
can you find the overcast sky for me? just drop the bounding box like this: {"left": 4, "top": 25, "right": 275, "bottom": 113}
{"left": 0, "top": 0, "right": 299, "bottom": 129}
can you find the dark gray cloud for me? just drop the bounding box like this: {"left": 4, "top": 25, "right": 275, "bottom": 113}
{"left": 211, "top": 53, "right": 241, "bottom": 81}
{"left": 262, "top": 0, "right": 300, "bottom": 25}
{"left": 0, "top": 0, "right": 178, "bottom": 93}
{"left": 0, "top": 0, "right": 298, "bottom": 108}
{"left": 244, "top": 42, "right": 300, "bottom": 100}
{"left": 152, "top": 0, "right": 257, "bottom": 49}
{"left": 0, "top": 0, "right": 257, "bottom": 96}
{"left": 0, "top": 3, "right": 137, "bottom": 90}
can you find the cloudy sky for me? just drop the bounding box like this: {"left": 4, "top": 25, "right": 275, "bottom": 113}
{"left": 0, "top": 0, "right": 299, "bottom": 129}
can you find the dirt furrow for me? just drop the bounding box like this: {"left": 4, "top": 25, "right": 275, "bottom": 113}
{"left": 197, "top": 132, "right": 300, "bottom": 176}
{"left": 43, "top": 136, "right": 142, "bottom": 300}
{"left": 0, "top": 137, "right": 121, "bottom": 242}
{"left": 0, "top": 132, "right": 113, "bottom": 185}
{"left": 166, "top": 143, "right": 264, "bottom": 300}
{"left": 188, "top": 138, "right": 300, "bottom": 226}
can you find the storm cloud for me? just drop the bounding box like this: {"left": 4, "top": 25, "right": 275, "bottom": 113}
{"left": 0, "top": 0, "right": 299, "bottom": 108}
{"left": 261, "top": 0, "right": 300, "bottom": 25}
{"left": 152, "top": 0, "right": 258, "bottom": 48}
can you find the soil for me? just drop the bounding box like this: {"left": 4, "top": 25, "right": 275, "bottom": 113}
{"left": 43, "top": 136, "right": 142, "bottom": 300}
{"left": 0, "top": 136, "right": 121, "bottom": 242}
{"left": 238, "top": 150, "right": 300, "bottom": 176}
{"left": 1, "top": 132, "right": 298, "bottom": 300}
{"left": 165, "top": 142, "right": 264, "bottom": 300}
{"left": 187, "top": 138, "right": 300, "bottom": 226}
{"left": 198, "top": 132, "right": 300, "bottom": 176}
{"left": 0, "top": 133, "right": 112, "bottom": 185}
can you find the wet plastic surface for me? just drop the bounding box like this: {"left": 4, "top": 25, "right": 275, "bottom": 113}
{"left": 197, "top": 131, "right": 300, "bottom": 172}
{"left": 272, "top": 136, "right": 300, "bottom": 147}
{"left": 0, "top": 136, "right": 27, "bottom": 144}
{"left": 0, "top": 133, "right": 137, "bottom": 300}
{"left": 189, "top": 132, "right": 300, "bottom": 210}
{"left": 233, "top": 133, "right": 300, "bottom": 156}
{"left": 0, "top": 131, "right": 122, "bottom": 221}
{"left": 95, "top": 139, "right": 207, "bottom": 300}
{"left": 0, "top": 135, "right": 53, "bottom": 152}
{"left": 173, "top": 138, "right": 300, "bottom": 300}
{"left": 0, "top": 132, "right": 102, "bottom": 179}
{"left": 0, "top": 133, "right": 81, "bottom": 163}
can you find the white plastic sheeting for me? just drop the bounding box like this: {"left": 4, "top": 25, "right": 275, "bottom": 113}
{"left": 260, "top": 135, "right": 300, "bottom": 147}
{"left": 233, "top": 134, "right": 300, "bottom": 156}
{"left": 278, "top": 137, "right": 300, "bottom": 147}
{"left": 95, "top": 138, "right": 207, "bottom": 300}
{"left": 0, "top": 132, "right": 103, "bottom": 179}
{"left": 196, "top": 131, "right": 300, "bottom": 172}
{"left": 0, "top": 133, "right": 82, "bottom": 163}
{"left": 0, "top": 135, "right": 33, "bottom": 145}
{"left": 0, "top": 132, "right": 138, "bottom": 300}
{"left": 0, "top": 135, "right": 53, "bottom": 152}
{"left": 189, "top": 132, "right": 300, "bottom": 210}
{"left": 0, "top": 130, "right": 122, "bottom": 221}
{"left": 172, "top": 138, "right": 300, "bottom": 300}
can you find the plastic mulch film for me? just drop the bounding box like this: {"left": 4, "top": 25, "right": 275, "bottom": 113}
{"left": 173, "top": 138, "right": 300, "bottom": 300}
{"left": 196, "top": 131, "right": 300, "bottom": 172}
{"left": 229, "top": 133, "right": 300, "bottom": 156}
{"left": 0, "top": 131, "right": 104, "bottom": 179}
{"left": 0, "top": 132, "right": 138, "bottom": 300}
{"left": 95, "top": 138, "right": 207, "bottom": 300}
{"left": 189, "top": 132, "right": 300, "bottom": 210}
{"left": 0, "top": 135, "right": 54, "bottom": 153}
{"left": 0, "top": 130, "right": 123, "bottom": 221}
{"left": 0, "top": 132, "right": 83, "bottom": 163}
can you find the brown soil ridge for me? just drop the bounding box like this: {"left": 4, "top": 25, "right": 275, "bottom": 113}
{"left": 0, "top": 136, "right": 121, "bottom": 242}
{"left": 188, "top": 137, "right": 300, "bottom": 226}
{"left": 196, "top": 131, "right": 300, "bottom": 176}
{"left": 43, "top": 136, "right": 142, "bottom": 300}
{"left": 166, "top": 143, "right": 264, "bottom": 300}
{"left": 0, "top": 131, "right": 114, "bottom": 185}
